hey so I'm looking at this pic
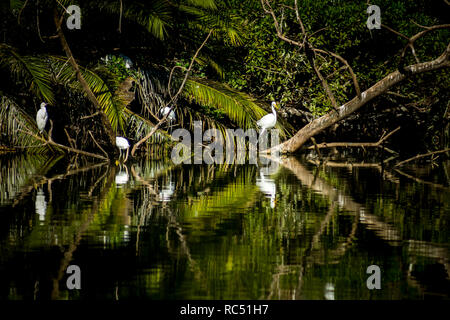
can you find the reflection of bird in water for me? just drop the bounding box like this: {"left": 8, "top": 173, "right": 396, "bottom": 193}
{"left": 115, "top": 164, "right": 129, "bottom": 186}
{"left": 158, "top": 180, "right": 175, "bottom": 202}
{"left": 256, "top": 170, "right": 276, "bottom": 208}
{"left": 324, "top": 282, "right": 335, "bottom": 300}
{"left": 35, "top": 188, "right": 47, "bottom": 222}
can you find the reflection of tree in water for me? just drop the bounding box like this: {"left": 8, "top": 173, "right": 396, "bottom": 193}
{"left": 1, "top": 155, "right": 449, "bottom": 299}
{"left": 263, "top": 156, "right": 450, "bottom": 299}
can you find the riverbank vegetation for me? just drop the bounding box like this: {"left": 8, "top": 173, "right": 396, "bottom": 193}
{"left": 0, "top": 0, "right": 449, "bottom": 163}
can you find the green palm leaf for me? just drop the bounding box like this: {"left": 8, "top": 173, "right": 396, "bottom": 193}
{"left": 124, "top": 108, "right": 174, "bottom": 145}
{"left": 51, "top": 56, "right": 126, "bottom": 133}
{"left": 183, "top": 78, "right": 292, "bottom": 138}
{"left": 184, "top": 0, "right": 217, "bottom": 9}
{"left": 0, "top": 95, "right": 51, "bottom": 153}
{"left": 0, "top": 44, "right": 55, "bottom": 104}
{"left": 93, "top": 0, "right": 172, "bottom": 40}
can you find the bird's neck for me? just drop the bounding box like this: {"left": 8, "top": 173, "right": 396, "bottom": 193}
{"left": 272, "top": 107, "right": 277, "bottom": 117}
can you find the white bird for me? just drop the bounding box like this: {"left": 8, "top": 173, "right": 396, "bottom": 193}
{"left": 36, "top": 102, "right": 48, "bottom": 133}
{"left": 256, "top": 170, "right": 276, "bottom": 208}
{"left": 256, "top": 101, "right": 278, "bottom": 136}
{"left": 116, "top": 136, "right": 130, "bottom": 162}
{"left": 119, "top": 54, "right": 133, "bottom": 69}
{"left": 160, "top": 106, "right": 176, "bottom": 122}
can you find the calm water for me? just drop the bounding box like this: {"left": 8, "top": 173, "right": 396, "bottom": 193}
{"left": 0, "top": 154, "right": 449, "bottom": 300}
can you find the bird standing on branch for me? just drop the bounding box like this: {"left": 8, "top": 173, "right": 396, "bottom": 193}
{"left": 160, "top": 106, "right": 176, "bottom": 122}
{"left": 36, "top": 102, "right": 48, "bottom": 134}
{"left": 160, "top": 106, "right": 176, "bottom": 133}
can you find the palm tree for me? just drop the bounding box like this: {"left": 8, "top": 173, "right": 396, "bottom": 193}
{"left": 0, "top": 0, "right": 292, "bottom": 155}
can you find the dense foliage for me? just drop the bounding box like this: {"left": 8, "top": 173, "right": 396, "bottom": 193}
{"left": 0, "top": 0, "right": 449, "bottom": 155}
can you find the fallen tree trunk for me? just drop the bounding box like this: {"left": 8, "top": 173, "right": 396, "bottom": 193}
{"left": 267, "top": 42, "right": 450, "bottom": 154}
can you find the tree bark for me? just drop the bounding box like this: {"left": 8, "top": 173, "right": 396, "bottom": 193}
{"left": 54, "top": 10, "right": 116, "bottom": 156}
{"left": 267, "top": 42, "right": 450, "bottom": 154}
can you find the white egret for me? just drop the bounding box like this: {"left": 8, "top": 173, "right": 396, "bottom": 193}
{"left": 36, "top": 102, "right": 48, "bottom": 133}
{"left": 119, "top": 54, "right": 133, "bottom": 69}
{"left": 160, "top": 106, "right": 176, "bottom": 133}
{"left": 160, "top": 106, "right": 176, "bottom": 122}
{"left": 116, "top": 136, "right": 130, "bottom": 162}
{"left": 256, "top": 170, "right": 276, "bottom": 208}
{"left": 256, "top": 101, "right": 278, "bottom": 136}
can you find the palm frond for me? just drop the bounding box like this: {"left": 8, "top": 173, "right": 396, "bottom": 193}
{"left": 94, "top": 0, "right": 172, "bottom": 40}
{"left": 183, "top": 78, "right": 292, "bottom": 138}
{"left": 180, "top": 6, "right": 244, "bottom": 46}
{"left": 51, "top": 56, "right": 127, "bottom": 133}
{"left": 0, "top": 44, "right": 55, "bottom": 104}
{"left": 124, "top": 108, "right": 174, "bottom": 145}
{"left": 0, "top": 95, "right": 51, "bottom": 153}
{"left": 183, "top": 0, "right": 217, "bottom": 10}
{"left": 195, "top": 53, "right": 224, "bottom": 79}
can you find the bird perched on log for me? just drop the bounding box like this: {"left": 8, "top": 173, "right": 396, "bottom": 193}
{"left": 36, "top": 102, "right": 48, "bottom": 134}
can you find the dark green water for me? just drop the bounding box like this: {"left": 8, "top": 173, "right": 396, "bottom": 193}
{"left": 0, "top": 154, "right": 449, "bottom": 300}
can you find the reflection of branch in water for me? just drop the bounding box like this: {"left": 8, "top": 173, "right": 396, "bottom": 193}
{"left": 50, "top": 167, "right": 114, "bottom": 299}
{"left": 87, "top": 166, "right": 109, "bottom": 197}
{"left": 264, "top": 155, "right": 450, "bottom": 297}
{"left": 12, "top": 160, "right": 107, "bottom": 207}
{"left": 394, "top": 168, "right": 450, "bottom": 191}
{"left": 308, "top": 159, "right": 400, "bottom": 184}
{"left": 164, "top": 208, "right": 210, "bottom": 296}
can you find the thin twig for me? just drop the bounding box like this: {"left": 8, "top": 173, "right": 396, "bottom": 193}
{"left": 89, "top": 130, "right": 108, "bottom": 158}
{"left": 395, "top": 148, "right": 450, "bottom": 167}
{"left": 131, "top": 30, "right": 213, "bottom": 156}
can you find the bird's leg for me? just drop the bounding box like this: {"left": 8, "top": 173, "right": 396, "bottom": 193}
{"left": 124, "top": 148, "right": 129, "bottom": 163}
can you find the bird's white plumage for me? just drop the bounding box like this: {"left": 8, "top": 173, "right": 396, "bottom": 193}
{"left": 36, "top": 103, "right": 48, "bottom": 133}
{"left": 116, "top": 136, "right": 130, "bottom": 150}
{"left": 257, "top": 101, "right": 277, "bottom": 135}
{"left": 116, "top": 136, "right": 130, "bottom": 162}
{"left": 160, "top": 106, "right": 176, "bottom": 121}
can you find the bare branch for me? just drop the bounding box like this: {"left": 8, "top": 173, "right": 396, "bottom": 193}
{"left": 314, "top": 48, "right": 361, "bottom": 98}
{"left": 131, "top": 30, "right": 213, "bottom": 156}
{"left": 395, "top": 148, "right": 450, "bottom": 167}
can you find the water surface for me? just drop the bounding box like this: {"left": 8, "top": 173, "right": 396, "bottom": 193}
{"left": 0, "top": 154, "right": 449, "bottom": 300}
